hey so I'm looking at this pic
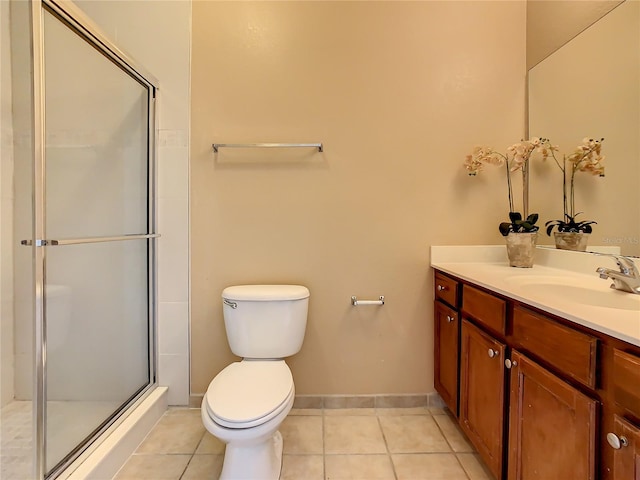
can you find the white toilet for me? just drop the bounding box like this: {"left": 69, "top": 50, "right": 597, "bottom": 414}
{"left": 201, "top": 284, "right": 310, "bottom": 480}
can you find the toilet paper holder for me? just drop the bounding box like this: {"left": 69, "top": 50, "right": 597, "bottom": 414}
{"left": 351, "top": 295, "right": 385, "bottom": 306}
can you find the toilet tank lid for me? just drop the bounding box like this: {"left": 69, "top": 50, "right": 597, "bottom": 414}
{"left": 222, "top": 285, "right": 309, "bottom": 301}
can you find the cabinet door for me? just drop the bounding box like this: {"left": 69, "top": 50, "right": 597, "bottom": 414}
{"left": 507, "top": 350, "right": 597, "bottom": 480}
{"left": 460, "top": 319, "right": 506, "bottom": 480}
{"left": 434, "top": 301, "right": 459, "bottom": 415}
{"left": 609, "top": 415, "right": 640, "bottom": 480}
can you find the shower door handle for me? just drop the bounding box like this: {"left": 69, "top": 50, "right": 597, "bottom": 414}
{"left": 20, "top": 239, "right": 51, "bottom": 246}
{"left": 20, "top": 239, "right": 43, "bottom": 246}
{"left": 20, "top": 233, "right": 160, "bottom": 246}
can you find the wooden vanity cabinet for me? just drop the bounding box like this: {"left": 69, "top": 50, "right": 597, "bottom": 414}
{"left": 432, "top": 269, "right": 639, "bottom": 480}
{"left": 433, "top": 273, "right": 460, "bottom": 416}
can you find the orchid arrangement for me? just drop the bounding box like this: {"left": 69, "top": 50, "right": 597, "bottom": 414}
{"left": 464, "top": 138, "right": 553, "bottom": 236}
{"left": 544, "top": 137, "right": 605, "bottom": 236}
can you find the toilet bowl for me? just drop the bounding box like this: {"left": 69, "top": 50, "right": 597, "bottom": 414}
{"left": 201, "top": 360, "right": 295, "bottom": 480}
{"left": 201, "top": 285, "right": 309, "bottom": 480}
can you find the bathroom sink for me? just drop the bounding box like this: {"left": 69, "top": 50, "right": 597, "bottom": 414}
{"left": 506, "top": 275, "right": 640, "bottom": 311}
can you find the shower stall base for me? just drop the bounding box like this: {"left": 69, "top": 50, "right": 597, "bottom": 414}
{"left": 1, "top": 400, "right": 120, "bottom": 479}
{"left": 1, "top": 388, "right": 167, "bottom": 480}
{"left": 1, "top": 401, "right": 31, "bottom": 480}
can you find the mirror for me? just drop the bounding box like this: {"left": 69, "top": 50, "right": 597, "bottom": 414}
{"left": 527, "top": 0, "right": 640, "bottom": 256}
{"left": 526, "top": 0, "right": 623, "bottom": 70}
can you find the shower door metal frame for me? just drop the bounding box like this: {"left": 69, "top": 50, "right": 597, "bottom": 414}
{"left": 28, "top": 1, "right": 160, "bottom": 478}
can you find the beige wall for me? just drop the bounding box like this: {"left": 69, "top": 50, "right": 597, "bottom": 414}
{"left": 191, "top": 1, "right": 526, "bottom": 395}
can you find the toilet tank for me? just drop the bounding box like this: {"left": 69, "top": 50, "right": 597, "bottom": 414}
{"left": 222, "top": 285, "right": 309, "bottom": 359}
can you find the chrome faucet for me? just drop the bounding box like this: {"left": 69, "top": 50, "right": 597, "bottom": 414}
{"left": 595, "top": 254, "right": 640, "bottom": 294}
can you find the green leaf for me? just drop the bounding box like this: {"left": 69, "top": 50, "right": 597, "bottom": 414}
{"left": 509, "top": 211, "right": 522, "bottom": 222}
{"left": 499, "top": 222, "right": 512, "bottom": 236}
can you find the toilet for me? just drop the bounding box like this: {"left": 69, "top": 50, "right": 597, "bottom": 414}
{"left": 201, "top": 284, "right": 310, "bottom": 480}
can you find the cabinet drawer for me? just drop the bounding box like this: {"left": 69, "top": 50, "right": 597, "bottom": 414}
{"left": 435, "top": 273, "right": 459, "bottom": 307}
{"left": 512, "top": 306, "right": 597, "bottom": 389}
{"left": 462, "top": 284, "right": 506, "bottom": 335}
{"left": 613, "top": 349, "right": 640, "bottom": 418}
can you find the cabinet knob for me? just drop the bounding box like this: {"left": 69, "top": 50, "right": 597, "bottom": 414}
{"left": 446, "top": 315, "right": 455, "bottom": 323}
{"left": 488, "top": 348, "right": 499, "bottom": 358}
{"left": 606, "top": 433, "right": 629, "bottom": 449}
{"left": 505, "top": 359, "right": 518, "bottom": 369}
{"left": 437, "top": 285, "right": 448, "bottom": 292}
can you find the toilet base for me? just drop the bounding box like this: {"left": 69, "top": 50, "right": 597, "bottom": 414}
{"left": 220, "top": 430, "right": 283, "bottom": 480}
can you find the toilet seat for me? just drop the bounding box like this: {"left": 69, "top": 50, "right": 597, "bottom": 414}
{"left": 205, "top": 360, "right": 293, "bottom": 429}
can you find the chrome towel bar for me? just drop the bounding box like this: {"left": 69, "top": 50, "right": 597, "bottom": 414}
{"left": 351, "top": 295, "right": 385, "bottom": 306}
{"left": 212, "top": 142, "right": 323, "bottom": 153}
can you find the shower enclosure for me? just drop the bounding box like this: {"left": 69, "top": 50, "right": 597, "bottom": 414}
{"left": 1, "top": 1, "right": 158, "bottom": 478}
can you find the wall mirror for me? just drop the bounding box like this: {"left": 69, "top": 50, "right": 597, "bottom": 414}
{"left": 527, "top": 0, "right": 640, "bottom": 257}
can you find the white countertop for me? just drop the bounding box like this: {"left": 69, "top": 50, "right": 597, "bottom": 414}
{"left": 431, "top": 246, "right": 640, "bottom": 347}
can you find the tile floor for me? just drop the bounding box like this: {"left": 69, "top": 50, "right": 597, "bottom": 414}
{"left": 113, "top": 406, "right": 493, "bottom": 480}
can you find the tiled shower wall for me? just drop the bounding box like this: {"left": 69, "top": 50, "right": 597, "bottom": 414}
{"left": 75, "top": 0, "right": 192, "bottom": 406}
{"left": 0, "top": 0, "right": 15, "bottom": 408}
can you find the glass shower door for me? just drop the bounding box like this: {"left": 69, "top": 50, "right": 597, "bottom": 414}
{"left": 39, "top": 5, "right": 156, "bottom": 476}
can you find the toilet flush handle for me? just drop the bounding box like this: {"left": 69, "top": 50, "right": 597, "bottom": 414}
{"left": 223, "top": 299, "right": 238, "bottom": 309}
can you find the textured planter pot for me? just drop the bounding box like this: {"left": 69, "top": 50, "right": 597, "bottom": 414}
{"left": 505, "top": 232, "right": 537, "bottom": 268}
{"left": 554, "top": 232, "right": 589, "bottom": 252}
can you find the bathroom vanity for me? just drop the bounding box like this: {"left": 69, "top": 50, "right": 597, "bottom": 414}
{"left": 431, "top": 247, "right": 640, "bottom": 480}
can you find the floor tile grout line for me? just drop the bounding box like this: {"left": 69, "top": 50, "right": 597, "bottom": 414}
{"left": 177, "top": 453, "right": 195, "bottom": 480}
{"left": 376, "top": 413, "right": 399, "bottom": 480}
{"left": 432, "top": 412, "right": 458, "bottom": 454}
{"left": 177, "top": 429, "right": 207, "bottom": 479}
{"left": 432, "top": 413, "right": 474, "bottom": 480}
{"left": 454, "top": 452, "right": 476, "bottom": 480}
{"left": 321, "top": 408, "right": 327, "bottom": 480}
